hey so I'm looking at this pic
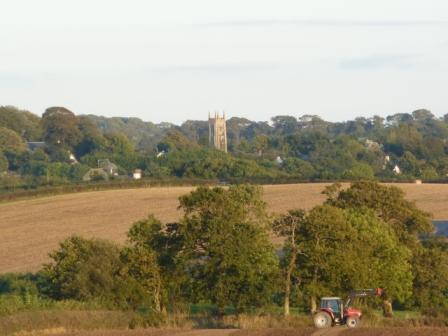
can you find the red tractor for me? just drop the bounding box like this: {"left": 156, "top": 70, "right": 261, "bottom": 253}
{"left": 313, "top": 288, "right": 384, "bottom": 328}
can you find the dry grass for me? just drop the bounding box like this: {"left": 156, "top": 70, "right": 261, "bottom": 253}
{"left": 32, "top": 327, "right": 448, "bottom": 336}
{"left": 0, "top": 310, "right": 136, "bottom": 336}
{"left": 342, "top": 327, "right": 448, "bottom": 336}
{"left": 1, "top": 183, "right": 447, "bottom": 273}
{"left": 51, "top": 329, "right": 315, "bottom": 336}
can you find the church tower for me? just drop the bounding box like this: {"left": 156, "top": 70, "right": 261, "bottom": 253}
{"left": 208, "top": 111, "right": 227, "bottom": 152}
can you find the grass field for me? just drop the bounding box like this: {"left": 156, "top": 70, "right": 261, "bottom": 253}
{"left": 1, "top": 183, "right": 448, "bottom": 274}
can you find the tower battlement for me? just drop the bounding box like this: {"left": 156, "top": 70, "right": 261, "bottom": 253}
{"left": 208, "top": 111, "right": 227, "bottom": 152}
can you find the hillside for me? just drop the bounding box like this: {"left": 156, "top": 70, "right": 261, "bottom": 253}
{"left": 2, "top": 106, "right": 448, "bottom": 194}
{"left": 1, "top": 183, "right": 447, "bottom": 274}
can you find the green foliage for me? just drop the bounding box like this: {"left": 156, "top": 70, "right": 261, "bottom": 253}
{"left": 0, "top": 106, "right": 41, "bottom": 141}
{"left": 126, "top": 215, "right": 188, "bottom": 312}
{"left": 158, "top": 130, "right": 199, "bottom": 152}
{"left": 42, "top": 236, "right": 139, "bottom": 308}
{"left": 1, "top": 182, "right": 447, "bottom": 319}
{"left": 281, "top": 158, "right": 316, "bottom": 179}
{"left": 41, "top": 107, "right": 82, "bottom": 149}
{"left": 411, "top": 239, "right": 448, "bottom": 310}
{"left": 0, "top": 151, "right": 7, "bottom": 172}
{"left": 4, "top": 106, "right": 448, "bottom": 185}
{"left": 75, "top": 116, "right": 107, "bottom": 157}
{"left": 122, "top": 216, "right": 164, "bottom": 311}
{"left": 0, "top": 127, "right": 26, "bottom": 152}
{"left": 342, "top": 162, "right": 375, "bottom": 180}
{"left": 320, "top": 182, "right": 448, "bottom": 312}
{"left": 325, "top": 181, "right": 433, "bottom": 239}
{"left": 152, "top": 148, "right": 277, "bottom": 180}
{"left": 297, "top": 205, "right": 413, "bottom": 306}
{"left": 177, "top": 185, "right": 279, "bottom": 312}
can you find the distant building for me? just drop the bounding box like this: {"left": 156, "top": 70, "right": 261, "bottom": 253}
{"left": 393, "top": 165, "right": 401, "bottom": 175}
{"left": 275, "top": 156, "right": 283, "bottom": 165}
{"left": 68, "top": 152, "right": 78, "bottom": 164}
{"left": 27, "top": 142, "right": 46, "bottom": 151}
{"left": 365, "top": 139, "right": 381, "bottom": 151}
{"left": 133, "top": 169, "right": 142, "bottom": 180}
{"left": 98, "top": 159, "right": 118, "bottom": 176}
{"left": 83, "top": 168, "right": 109, "bottom": 182}
{"left": 208, "top": 112, "right": 227, "bottom": 152}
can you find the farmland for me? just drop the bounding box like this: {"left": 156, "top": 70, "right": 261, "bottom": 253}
{"left": 1, "top": 183, "right": 448, "bottom": 274}
{"left": 26, "top": 327, "right": 448, "bottom": 336}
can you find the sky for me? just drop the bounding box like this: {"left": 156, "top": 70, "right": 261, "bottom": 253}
{"left": 1, "top": 0, "right": 448, "bottom": 124}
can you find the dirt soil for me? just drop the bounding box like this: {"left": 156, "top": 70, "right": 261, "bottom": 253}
{"left": 49, "top": 327, "right": 448, "bottom": 336}
{"left": 342, "top": 327, "right": 448, "bottom": 336}
{"left": 57, "top": 328, "right": 316, "bottom": 336}
{"left": 1, "top": 183, "right": 447, "bottom": 273}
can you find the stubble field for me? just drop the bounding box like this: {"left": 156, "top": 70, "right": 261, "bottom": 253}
{"left": 45, "top": 327, "right": 448, "bottom": 336}
{"left": 1, "top": 183, "right": 447, "bottom": 274}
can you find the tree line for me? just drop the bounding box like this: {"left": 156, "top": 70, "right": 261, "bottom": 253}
{"left": 1, "top": 182, "right": 447, "bottom": 318}
{"left": 2, "top": 106, "right": 448, "bottom": 191}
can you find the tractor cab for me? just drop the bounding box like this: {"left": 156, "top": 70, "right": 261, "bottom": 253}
{"left": 319, "top": 297, "right": 343, "bottom": 324}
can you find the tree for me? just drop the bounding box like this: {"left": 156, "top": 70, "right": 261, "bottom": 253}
{"left": 324, "top": 181, "right": 433, "bottom": 241}
{"left": 342, "top": 163, "right": 375, "bottom": 180}
{"left": 42, "top": 236, "right": 138, "bottom": 307}
{"left": 0, "top": 151, "right": 8, "bottom": 172}
{"left": 0, "top": 127, "right": 26, "bottom": 151}
{"left": 398, "top": 151, "right": 421, "bottom": 177}
{"left": 412, "top": 239, "right": 448, "bottom": 310}
{"left": 75, "top": 116, "right": 106, "bottom": 157}
{"left": 123, "top": 215, "right": 167, "bottom": 312}
{"left": 385, "top": 124, "right": 425, "bottom": 158}
{"left": 272, "top": 116, "right": 298, "bottom": 135}
{"left": 125, "top": 215, "right": 189, "bottom": 312}
{"left": 157, "top": 130, "right": 199, "bottom": 152}
{"left": 412, "top": 109, "right": 434, "bottom": 122}
{"left": 0, "top": 106, "right": 42, "bottom": 141}
{"left": 41, "top": 107, "right": 81, "bottom": 149}
{"left": 177, "top": 185, "right": 279, "bottom": 313}
{"left": 281, "top": 158, "right": 316, "bottom": 179}
{"left": 121, "top": 244, "right": 162, "bottom": 312}
{"left": 297, "top": 205, "right": 413, "bottom": 313}
{"left": 273, "top": 209, "right": 305, "bottom": 316}
{"left": 323, "top": 181, "right": 435, "bottom": 313}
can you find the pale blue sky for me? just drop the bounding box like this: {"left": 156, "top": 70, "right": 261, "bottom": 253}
{"left": 1, "top": 0, "right": 447, "bottom": 123}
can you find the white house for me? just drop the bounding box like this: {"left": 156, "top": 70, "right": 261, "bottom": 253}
{"left": 133, "top": 169, "right": 142, "bottom": 180}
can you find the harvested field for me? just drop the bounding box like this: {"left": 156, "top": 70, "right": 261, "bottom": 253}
{"left": 342, "top": 327, "right": 448, "bottom": 335}
{"left": 1, "top": 183, "right": 447, "bottom": 273}
{"left": 36, "top": 327, "right": 448, "bottom": 336}
{"left": 54, "top": 328, "right": 315, "bottom": 336}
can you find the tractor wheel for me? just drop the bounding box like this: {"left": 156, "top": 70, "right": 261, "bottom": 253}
{"left": 314, "top": 312, "right": 332, "bottom": 328}
{"left": 346, "top": 316, "right": 360, "bottom": 328}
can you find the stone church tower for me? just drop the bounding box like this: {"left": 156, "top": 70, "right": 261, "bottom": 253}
{"left": 208, "top": 111, "right": 227, "bottom": 152}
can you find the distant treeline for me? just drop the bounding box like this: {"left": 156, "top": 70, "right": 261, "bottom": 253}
{"left": 2, "top": 105, "right": 448, "bottom": 191}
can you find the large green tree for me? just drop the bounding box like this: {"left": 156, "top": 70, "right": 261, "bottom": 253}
{"left": 0, "top": 127, "right": 26, "bottom": 151}
{"left": 323, "top": 181, "right": 435, "bottom": 312}
{"left": 177, "top": 185, "right": 279, "bottom": 313}
{"left": 41, "top": 107, "right": 81, "bottom": 149}
{"left": 297, "top": 205, "right": 412, "bottom": 313}
{"left": 42, "top": 236, "right": 142, "bottom": 308}
{"left": 0, "top": 106, "right": 41, "bottom": 141}
{"left": 324, "top": 181, "right": 433, "bottom": 243}
{"left": 273, "top": 209, "right": 305, "bottom": 316}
